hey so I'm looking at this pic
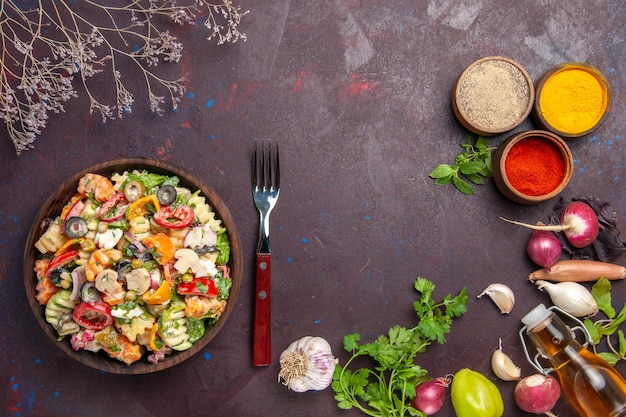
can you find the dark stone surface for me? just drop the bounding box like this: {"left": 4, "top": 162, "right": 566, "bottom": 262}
{"left": 1, "top": 1, "right": 624, "bottom": 416}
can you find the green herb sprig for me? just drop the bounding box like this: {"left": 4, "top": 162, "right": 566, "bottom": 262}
{"left": 332, "top": 278, "right": 468, "bottom": 417}
{"left": 584, "top": 277, "right": 626, "bottom": 365}
{"left": 429, "top": 135, "right": 496, "bottom": 195}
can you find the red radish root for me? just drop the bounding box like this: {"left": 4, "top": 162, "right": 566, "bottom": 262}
{"left": 501, "top": 201, "right": 599, "bottom": 249}
{"left": 514, "top": 373, "right": 561, "bottom": 416}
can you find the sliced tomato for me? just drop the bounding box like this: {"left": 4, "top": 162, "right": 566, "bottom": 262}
{"left": 98, "top": 192, "right": 129, "bottom": 222}
{"left": 154, "top": 205, "right": 194, "bottom": 229}
{"left": 72, "top": 301, "right": 113, "bottom": 331}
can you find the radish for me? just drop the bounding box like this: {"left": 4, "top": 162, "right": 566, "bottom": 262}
{"left": 501, "top": 201, "right": 599, "bottom": 249}
{"left": 514, "top": 373, "right": 561, "bottom": 416}
{"left": 411, "top": 376, "right": 450, "bottom": 415}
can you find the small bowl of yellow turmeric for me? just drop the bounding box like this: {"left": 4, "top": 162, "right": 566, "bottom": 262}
{"left": 533, "top": 62, "right": 611, "bottom": 139}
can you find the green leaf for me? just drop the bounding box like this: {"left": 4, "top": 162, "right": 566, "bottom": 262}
{"left": 444, "top": 288, "right": 469, "bottom": 317}
{"left": 618, "top": 330, "right": 626, "bottom": 357}
{"left": 598, "top": 351, "right": 620, "bottom": 365}
{"left": 465, "top": 173, "right": 483, "bottom": 185}
{"left": 429, "top": 164, "right": 455, "bottom": 179}
{"left": 591, "top": 277, "right": 615, "bottom": 319}
{"left": 458, "top": 160, "right": 485, "bottom": 175}
{"left": 474, "top": 136, "right": 491, "bottom": 150}
{"left": 434, "top": 176, "right": 453, "bottom": 185}
{"left": 414, "top": 277, "right": 435, "bottom": 298}
{"left": 452, "top": 176, "right": 474, "bottom": 195}
{"left": 604, "top": 304, "right": 626, "bottom": 335}
{"left": 343, "top": 333, "right": 361, "bottom": 352}
{"left": 584, "top": 318, "right": 603, "bottom": 345}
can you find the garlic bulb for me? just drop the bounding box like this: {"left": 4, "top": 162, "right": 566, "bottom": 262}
{"left": 278, "top": 336, "right": 338, "bottom": 392}
{"left": 491, "top": 338, "right": 521, "bottom": 381}
{"left": 534, "top": 280, "right": 599, "bottom": 317}
{"left": 477, "top": 283, "right": 515, "bottom": 314}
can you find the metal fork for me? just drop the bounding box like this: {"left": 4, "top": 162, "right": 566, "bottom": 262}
{"left": 252, "top": 140, "right": 280, "bottom": 366}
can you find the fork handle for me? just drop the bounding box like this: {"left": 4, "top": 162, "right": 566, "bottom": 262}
{"left": 252, "top": 253, "right": 271, "bottom": 366}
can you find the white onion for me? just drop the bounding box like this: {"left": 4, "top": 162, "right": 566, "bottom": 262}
{"left": 534, "top": 280, "right": 599, "bottom": 317}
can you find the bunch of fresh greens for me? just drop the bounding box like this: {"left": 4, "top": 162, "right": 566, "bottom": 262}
{"left": 585, "top": 277, "right": 626, "bottom": 365}
{"left": 429, "top": 135, "right": 496, "bottom": 195}
{"left": 332, "top": 277, "right": 468, "bottom": 417}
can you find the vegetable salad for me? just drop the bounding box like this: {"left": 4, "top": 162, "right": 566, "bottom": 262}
{"left": 33, "top": 170, "right": 232, "bottom": 365}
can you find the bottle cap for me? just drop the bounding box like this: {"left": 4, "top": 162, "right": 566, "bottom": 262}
{"left": 521, "top": 303, "right": 552, "bottom": 329}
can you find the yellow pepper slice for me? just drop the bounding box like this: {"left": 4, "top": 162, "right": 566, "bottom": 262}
{"left": 142, "top": 233, "right": 175, "bottom": 265}
{"left": 126, "top": 195, "right": 161, "bottom": 221}
{"left": 142, "top": 280, "right": 171, "bottom": 305}
{"left": 148, "top": 323, "right": 160, "bottom": 351}
{"left": 55, "top": 237, "right": 97, "bottom": 256}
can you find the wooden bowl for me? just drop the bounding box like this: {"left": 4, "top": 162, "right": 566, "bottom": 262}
{"left": 452, "top": 56, "right": 534, "bottom": 136}
{"left": 532, "top": 62, "right": 611, "bottom": 139}
{"left": 492, "top": 130, "right": 574, "bottom": 204}
{"left": 23, "top": 158, "right": 242, "bottom": 374}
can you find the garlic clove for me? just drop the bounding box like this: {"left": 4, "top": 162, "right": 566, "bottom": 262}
{"left": 491, "top": 338, "right": 521, "bottom": 381}
{"left": 477, "top": 283, "right": 515, "bottom": 314}
{"left": 534, "top": 280, "right": 599, "bottom": 317}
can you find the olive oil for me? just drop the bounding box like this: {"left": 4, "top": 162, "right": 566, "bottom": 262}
{"left": 521, "top": 304, "right": 626, "bottom": 417}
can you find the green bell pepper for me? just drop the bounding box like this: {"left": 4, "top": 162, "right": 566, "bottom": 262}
{"left": 451, "top": 368, "right": 504, "bottom": 417}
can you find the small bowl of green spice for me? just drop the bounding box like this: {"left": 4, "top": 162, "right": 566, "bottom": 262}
{"left": 492, "top": 130, "right": 574, "bottom": 205}
{"left": 532, "top": 62, "right": 611, "bottom": 139}
{"left": 452, "top": 56, "right": 534, "bottom": 136}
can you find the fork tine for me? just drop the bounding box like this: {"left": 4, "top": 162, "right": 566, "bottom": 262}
{"left": 252, "top": 142, "right": 258, "bottom": 189}
{"left": 274, "top": 142, "right": 280, "bottom": 190}
{"left": 263, "top": 140, "right": 270, "bottom": 191}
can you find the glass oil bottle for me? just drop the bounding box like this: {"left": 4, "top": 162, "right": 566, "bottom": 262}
{"left": 520, "top": 304, "right": 626, "bottom": 417}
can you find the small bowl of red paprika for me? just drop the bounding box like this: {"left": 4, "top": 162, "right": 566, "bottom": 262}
{"left": 492, "top": 130, "right": 574, "bottom": 204}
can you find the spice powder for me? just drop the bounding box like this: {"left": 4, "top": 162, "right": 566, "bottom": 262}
{"left": 504, "top": 137, "right": 565, "bottom": 196}
{"left": 457, "top": 59, "right": 531, "bottom": 132}
{"left": 538, "top": 66, "right": 609, "bottom": 135}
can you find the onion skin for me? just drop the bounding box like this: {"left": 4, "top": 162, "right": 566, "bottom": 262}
{"left": 528, "top": 259, "right": 626, "bottom": 282}
{"left": 411, "top": 377, "right": 449, "bottom": 416}
{"left": 514, "top": 374, "right": 561, "bottom": 415}
{"left": 527, "top": 229, "right": 562, "bottom": 270}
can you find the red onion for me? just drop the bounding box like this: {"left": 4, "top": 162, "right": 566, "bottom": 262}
{"left": 514, "top": 373, "right": 561, "bottom": 415}
{"left": 124, "top": 230, "right": 146, "bottom": 252}
{"left": 527, "top": 229, "right": 562, "bottom": 270}
{"left": 411, "top": 376, "right": 450, "bottom": 415}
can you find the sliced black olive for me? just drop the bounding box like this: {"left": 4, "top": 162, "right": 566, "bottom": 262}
{"left": 156, "top": 184, "right": 177, "bottom": 205}
{"left": 193, "top": 245, "right": 217, "bottom": 255}
{"left": 115, "top": 259, "right": 133, "bottom": 277}
{"left": 64, "top": 216, "right": 88, "bottom": 238}
{"left": 124, "top": 180, "right": 145, "bottom": 202}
